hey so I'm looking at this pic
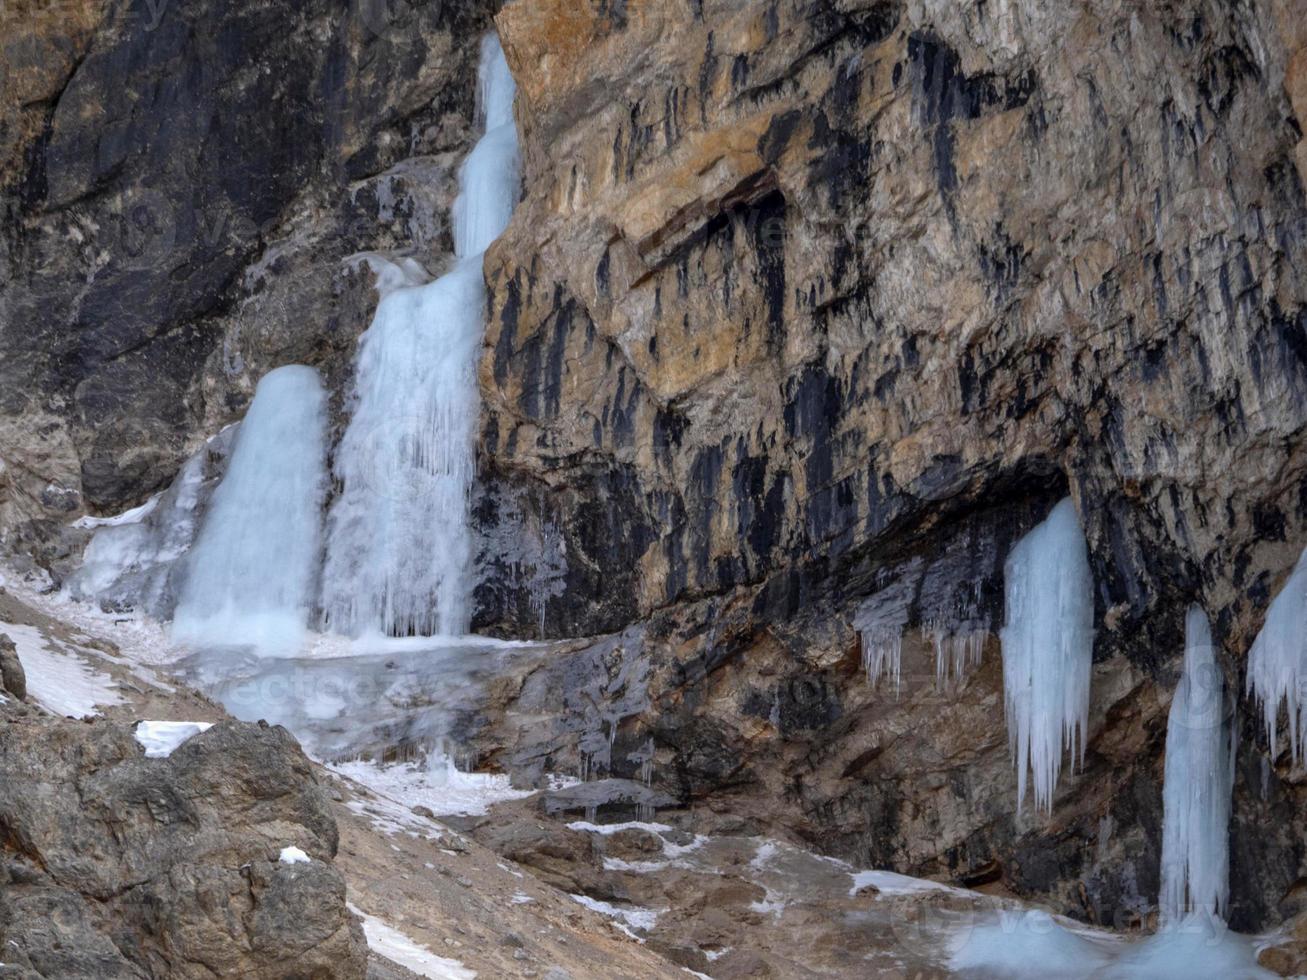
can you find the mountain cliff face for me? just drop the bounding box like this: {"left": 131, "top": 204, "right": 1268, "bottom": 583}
{"left": 0, "top": 0, "right": 495, "bottom": 564}
{"left": 5, "top": 0, "right": 1307, "bottom": 940}
{"left": 465, "top": 0, "right": 1307, "bottom": 933}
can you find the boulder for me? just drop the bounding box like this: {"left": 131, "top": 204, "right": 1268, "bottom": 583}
{"left": 0, "top": 632, "right": 25, "bottom": 701}
{"left": 0, "top": 718, "right": 367, "bottom": 979}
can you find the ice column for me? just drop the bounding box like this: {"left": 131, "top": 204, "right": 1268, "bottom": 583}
{"left": 1160, "top": 605, "right": 1234, "bottom": 925}
{"left": 1000, "top": 497, "right": 1095, "bottom": 812}
{"left": 172, "top": 366, "right": 329, "bottom": 654}
{"left": 319, "top": 34, "right": 519, "bottom": 638}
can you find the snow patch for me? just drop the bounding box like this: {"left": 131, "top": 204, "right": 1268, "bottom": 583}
{"left": 1, "top": 621, "right": 123, "bottom": 718}
{"left": 568, "top": 894, "right": 659, "bottom": 941}
{"left": 348, "top": 904, "right": 475, "bottom": 980}
{"left": 848, "top": 869, "right": 964, "bottom": 899}
{"left": 332, "top": 755, "right": 532, "bottom": 819}
{"left": 278, "top": 846, "right": 310, "bottom": 865}
{"left": 134, "top": 720, "right": 213, "bottom": 758}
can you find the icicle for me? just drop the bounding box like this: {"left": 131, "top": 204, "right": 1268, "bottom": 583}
{"left": 319, "top": 34, "right": 519, "bottom": 638}
{"left": 927, "top": 621, "right": 986, "bottom": 691}
{"left": 861, "top": 629, "right": 902, "bottom": 694}
{"left": 1000, "top": 497, "right": 1095, "bottom": 813}
{"left": 172, "top": 366, "right": 329, "bottom": 655}
{"left": 854, "top": 569, "right": 914, "bottom": 696}
{"left": 1246, "top": 546, "right": 1307, "bottom": 765}
{"left": 1160, "top": 605, "right": 1234, "bottom": 925}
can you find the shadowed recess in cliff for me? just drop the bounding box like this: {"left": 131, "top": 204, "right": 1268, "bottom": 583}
{"left": 319, "top": 34, "right": 519, "bottom": 639}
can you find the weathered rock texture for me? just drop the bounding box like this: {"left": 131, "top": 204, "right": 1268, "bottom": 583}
{"left": 0, "top": 632, "right": 25, "bottom": 700}
{"left": 466, "top": 0, "right": 1307, "bottom": 934}
{"left": 0, "top": 0, "right": 496, "bottom": 567}
{"left": 0, "top": 715, "right": 367, "bottom": 979}
{"left": 7, "top": 0, "right": 1307, "bottom": 946}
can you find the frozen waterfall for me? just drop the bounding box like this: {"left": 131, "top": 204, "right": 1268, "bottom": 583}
{"left": 319, "top": 34, "right": 519, "bottom": 638}
{"left": 1160, "top": 605, "right": 1234, "bottom": 925}
{"left": 1000, "top": 497, "right": 1095, "bottom": 813}
{"left": 1246, "top": 546, "right": 1307, "bottom": 764}
{"left": 172, "top": 366, "right": 329, "bottom": 655}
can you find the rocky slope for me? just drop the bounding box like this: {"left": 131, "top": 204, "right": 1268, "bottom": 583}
{"left": 0, "top": 666, "right": 368, "bottom": 977}
{"left": 3, "top": 0, "right": 1307, "bottom": 951}
{"left": 0, "top": 590, "right": 688, "bottom": 980}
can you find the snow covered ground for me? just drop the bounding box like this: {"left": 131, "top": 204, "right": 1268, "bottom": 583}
{"left": 331, "top": 756, "right": 533, "bottom": 819}
{"left": 347, "top": 903, "right": 476, "bottom": 979}
{"left": 0, "top": 619, "right": 124, "bottom": 718}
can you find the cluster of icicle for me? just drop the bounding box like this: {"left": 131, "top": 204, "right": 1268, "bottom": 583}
{"left": 318, "top": 35, "right": 519, "bottom": 638}
{"left": 1159, "top": 605, "right": 1235, "bottom": 925}
{"left": 1246, "top": 547, "right": 1307, "bottom": 764}
{"left": 1000, "top": 498, "right": 1096, "bottom": 813}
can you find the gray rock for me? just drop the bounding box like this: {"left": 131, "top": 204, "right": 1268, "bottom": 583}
{"left": 0, "top": 632, "right": 25, "bottom": 701}
{"left": 0, "top": 717, "right": 367, "bottom": 979}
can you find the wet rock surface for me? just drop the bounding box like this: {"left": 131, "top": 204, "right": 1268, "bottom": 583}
{"left": 0, "top": 0, "right": 497, "bottom": 561}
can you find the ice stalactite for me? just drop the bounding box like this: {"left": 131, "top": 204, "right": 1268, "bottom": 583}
{"left": 854, "top": 571, "right": 913, "bottom": 695}
{"left": 1246, "top": 546, "right": 1307, "bottom": 764}
{"left": 319, "top": 34, "right": 519, "bottom": 638}
{"left": 172, "top": 366, "right": 328, "bottom": 655}
{"left": 1160, "top": 605, "right": 1235, "bottom": 925}
{"left": 1000, "top": 497, "right": 1095, "bottom": 812}
{"left": 925, "top": 622, "right": 986, "bottom": 691}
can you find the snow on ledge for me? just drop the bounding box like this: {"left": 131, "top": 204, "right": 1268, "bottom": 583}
{"left": 72, "top": 494, "right": 161, "bottom": 529}
{"left": 347, "top": 903, "right": 475, "bottom": 979}
{"left": 134, "top": 721, "right": 214, "bottom": 758}
{"left": 278, "top": 846, "right": 310, "bottom": 865}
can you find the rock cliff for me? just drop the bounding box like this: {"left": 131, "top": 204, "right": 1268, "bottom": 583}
{"left": 4, "top": 0, "right": 1307, "bottom": 946}
{"left": 474, "top": 0, "right": 1307, "bottom": 933}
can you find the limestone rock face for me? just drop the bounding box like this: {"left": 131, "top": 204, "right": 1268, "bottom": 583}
{"left": 470, "top": 0, "right": 1307, "bottom": 933}
{"left": 0, "top": 716, "right": 366, "bottom": 979}
{"left": 0, "top": 0, "right": 497, "bottom": 565}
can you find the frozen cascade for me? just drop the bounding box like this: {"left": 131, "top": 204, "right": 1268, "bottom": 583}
{"left": 1000, "top": 497, "right": 1095, "bottom": 813}
{"left": 319, "top": 33, "right": 519, "bottom": 638}
{"left": 1246, "top": 545, "right": 1307, "bottom": 764}
{"left": 64, "top": 425, "right": 238, "bottom": 618}
{"left": 172, "top": 366, "right": 328, "bottom": 654}
{"left": 1160, "top": 605, "right": 1235, "bottom": 925}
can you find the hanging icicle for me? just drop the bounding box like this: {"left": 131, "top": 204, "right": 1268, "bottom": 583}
{"left": 1000, "top": 497, "right": 1095, "bottom": 813}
